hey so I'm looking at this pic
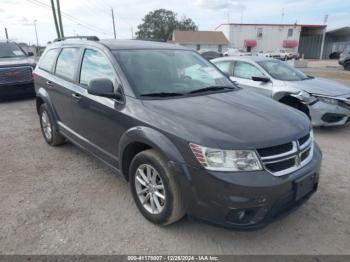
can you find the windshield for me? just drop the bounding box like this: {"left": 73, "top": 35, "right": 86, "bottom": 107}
{"left": 113, "top": 49, "right": 234, "bottom": 97}
{"left": 258, "top": 60, "right": 309, "bottom": 81}
{"left": 0, "top": 42, "right": 26, "bottom": 58}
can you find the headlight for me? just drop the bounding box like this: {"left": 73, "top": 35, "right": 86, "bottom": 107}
{"left": 313, "top": 95, "right": 339, "bottom": 105}
{"left": 189, "top": 143, "right": 262, "bottom": 172}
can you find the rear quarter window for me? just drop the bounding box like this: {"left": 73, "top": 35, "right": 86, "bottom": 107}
{"left": 39, "top": 49, "right": 60, "bottom": 72}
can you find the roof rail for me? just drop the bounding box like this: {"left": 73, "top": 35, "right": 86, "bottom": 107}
{"left": 53, "top": 36, "right": 100, "bottom": 42}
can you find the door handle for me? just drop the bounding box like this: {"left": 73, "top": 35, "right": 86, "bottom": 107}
{"left": 72, "top": 93, "right": 82, "bottom": 101}
{"left": 46, "top": 81, "right": 54, "bottom": 87}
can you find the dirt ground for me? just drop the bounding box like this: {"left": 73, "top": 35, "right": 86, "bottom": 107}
{"left": 0, "top": 66, "right": 350, "bottom": 255}
{"left": 302, "top": 60, "right": 350, "bottom": 85}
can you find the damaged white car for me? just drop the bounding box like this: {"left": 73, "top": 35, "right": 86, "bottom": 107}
{"left": 212, "top": 56, "right": 350, "bottom": 127}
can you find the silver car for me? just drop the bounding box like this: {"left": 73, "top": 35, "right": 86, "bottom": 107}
{"left": 212, "top": 56, "right": 350, "bottom": 127}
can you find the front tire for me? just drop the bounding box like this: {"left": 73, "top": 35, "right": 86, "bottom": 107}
{"left": 129, "top": 149, "right": 185, "bottom": 225}
{"left": 39, "top": 104, "right": 65, "bottom": 146}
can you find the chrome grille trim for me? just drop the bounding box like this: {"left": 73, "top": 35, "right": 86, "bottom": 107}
{"left": 258, "top": 133, "right": 314, "bottom": 177}
{"left": 260, "top": 141, "right": 297, "bottom": 161}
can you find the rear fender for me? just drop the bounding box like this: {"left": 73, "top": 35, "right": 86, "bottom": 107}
{"left": 36, "top": 87, "right": 58, "bottom": 122}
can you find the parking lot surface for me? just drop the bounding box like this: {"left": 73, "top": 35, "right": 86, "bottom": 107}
{"left": 1, "top": 67, "right": 350, "bottom": 255}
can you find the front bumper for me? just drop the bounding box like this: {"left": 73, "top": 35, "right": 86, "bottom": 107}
{"left": 308, "top": 100, "right": 350, "bottom": 126}
{"left": 0, "top": 82, "right": 35, "bottom": 99}
{"left": 172, "top": 144, "right": 322, "bottom": 230}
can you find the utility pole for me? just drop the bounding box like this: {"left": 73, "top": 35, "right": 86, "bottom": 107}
{"left": 33, "top": 20, "right": 39, "bottom": 54}
{"left": 56, "top": 0, "right": 64, "bottom": 38}
{"left": 5, "top": 28, "right": 9, "bottom": 41}
{"left": 131, "top": 26, "right": 134, "bottom": 39}
{"left": 111, "top": 8, "right": 116, "bottom": 39}
{"left": 319, "top": 14, "right": 328, "bottom": 60}
{"left": 50, "top": 0, "right": 61, "bottom": 38}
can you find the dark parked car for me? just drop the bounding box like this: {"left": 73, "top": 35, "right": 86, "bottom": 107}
{"left": 329, "top": 51, "right": 341, "bottom": 59}
{"left": 33, "top": 37, "right": 322, "bottom": 229}
{"left": 0, "top": 41, "right": 36, "bottom": 99}
{"left": 339, "top": 43, "right": 350, "bottom": 70}
{"left": 198, "top": 50, "right": 222, "bottom": 60}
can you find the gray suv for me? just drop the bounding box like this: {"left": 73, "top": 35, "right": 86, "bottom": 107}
{"left": 33, "top": 37, "right": 322, "bottom": 229}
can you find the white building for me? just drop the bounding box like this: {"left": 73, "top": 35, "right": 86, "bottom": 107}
{"left": 216, "top": 23, "right": 326, "bottom": 58}
{"left": 168, "top": 30, "right": 229, "bottom": 52}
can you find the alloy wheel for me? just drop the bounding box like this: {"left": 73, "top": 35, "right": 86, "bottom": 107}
{"left": 41, "top": 111, "right": 52, "bottom": 141}
{"left": 134, "top": 164, "right": 166, "bottom": 214}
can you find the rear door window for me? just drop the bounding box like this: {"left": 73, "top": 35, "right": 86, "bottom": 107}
{"left": 55, "top": 48, "right": 81, "bottom": 81}
{"left": 39, "top": 49, "right": 60, "bottom": 72}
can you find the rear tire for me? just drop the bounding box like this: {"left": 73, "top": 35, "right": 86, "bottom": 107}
{"left": 129, "top": 149, "right": 185, "bottom": 226}
{"left": 39, "top": 104, "right": 66, "bottom": 146}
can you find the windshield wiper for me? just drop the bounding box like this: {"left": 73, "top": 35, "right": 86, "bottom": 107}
{"left": 188, "top": 86, "right": 234, "bottom": 94}
{"left": 140, "top": 92, "right": 185, "bottom": 97}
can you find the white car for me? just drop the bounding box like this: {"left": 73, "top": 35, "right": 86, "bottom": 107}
{"left": 212, "top": 56, "right": 350, "bottom": 127}
{"left": 258, "top": 50, "right": 298, "bottom": 60}
{"left": 224, "top": 48, "right": 251, "bottom": 57}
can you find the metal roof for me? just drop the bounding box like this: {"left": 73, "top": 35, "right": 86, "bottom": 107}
{"left": 326, "top": 27, "right": 350, "bottom": 37}
{"left": 169, "top": 30, "right": 229, "bottom": 44}
{"left": 216, "top": 23, "right": 326, "bottom": 30}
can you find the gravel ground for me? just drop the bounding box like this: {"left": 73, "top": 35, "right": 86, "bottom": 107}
{"left": 0, "top": 67, "right": 350, "bottom": 255}
{"left": 301, "top": 66, "right": 350, "bottom": 85}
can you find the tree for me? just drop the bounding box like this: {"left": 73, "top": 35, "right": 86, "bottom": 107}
{"left": 136, "top": 9, "right": 198, "bottom": 42}
{"left": 177, "top": 17, "right": 198, "bottom": 31}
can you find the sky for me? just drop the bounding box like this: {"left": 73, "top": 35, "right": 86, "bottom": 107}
{"left": 0, "top": 0, "right": 349, "bottom": 45}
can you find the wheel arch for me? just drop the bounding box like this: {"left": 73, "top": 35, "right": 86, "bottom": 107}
{"left": 119, "top": 126, "right": 185, "bottom": 181}
{"left": 278, "top": 94, "right": 311, "bottom": 118}
{"left": 36, "top": 88, "right": 54, "bottom": 115}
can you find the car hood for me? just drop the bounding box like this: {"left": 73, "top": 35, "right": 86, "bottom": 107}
{"left": 0, "top": 56, "right": 36, "bottom": 67}
{"left": 142, "top": 89, "right": 310, "bottom": 149}
{"left": 285, "top": 77, "right": 350, "bottom": 97}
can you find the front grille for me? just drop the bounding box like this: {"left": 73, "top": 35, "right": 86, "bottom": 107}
{"left": 257, "top": 132, "right": 313, "bottom": 176}
{"left": 257, "top": 143, "right": 293, "bottom": 157}
{"left": 301, "top": 148, "right": 311, "bottom": 162}
{"left": 0, "top": 66, "right": 33, "bottom": 85}
{"left": 265, "top": 158, "right": 296, "bottom": 172}
{"left": 321, "top": 113, "right": 346, "bottom": 123}
{"left": 298, "top": 133, "right": 310, "bottom": 145}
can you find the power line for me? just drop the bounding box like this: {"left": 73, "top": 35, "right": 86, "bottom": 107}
{"left": 26, "top": 0, "right": 111, "bottom": 35}
{"left": 85, "top": 0, "right": 110, "bottom": 14}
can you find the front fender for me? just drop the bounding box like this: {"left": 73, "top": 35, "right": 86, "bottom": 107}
{"left": 118, "top": 126, "right": 185, "bottom": 177}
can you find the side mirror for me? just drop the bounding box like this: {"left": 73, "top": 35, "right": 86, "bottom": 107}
{"left": 88, "top": 78, "right": 122, "bottom": 99}
{"left": 27, "top": 52, "right": 34, "bottom": 56}
{"left": 252, "top": 76, "right": 270, "bottom": 83}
